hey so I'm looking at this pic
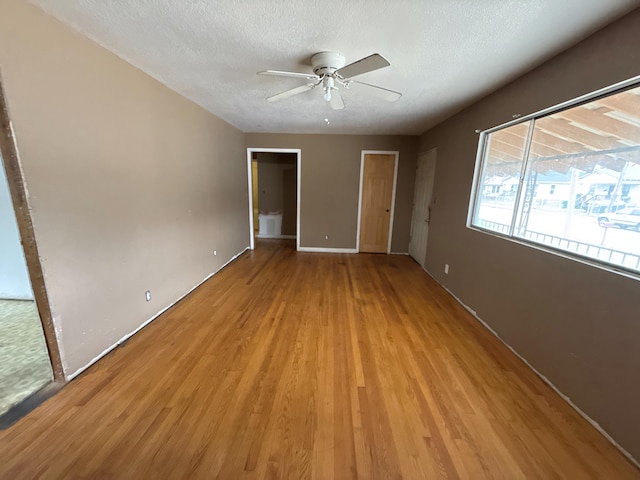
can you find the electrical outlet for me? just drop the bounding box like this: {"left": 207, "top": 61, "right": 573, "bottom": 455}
{"left": 325, "top": 235, "right": 329, "bottom": 240}
{"left": 444, "top": 264, "right": 449, "bottom": 275}
{"left": 213, "top": 250, "right": 217, "bottom": 256}
{"left": 145, "top": 290, "right": 152, "bottom": 302}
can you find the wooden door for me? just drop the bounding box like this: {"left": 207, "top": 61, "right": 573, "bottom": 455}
{"left": 409, "top": 149, "right": 437, "bottom": 267}
{"left": 359, "top": 153, "right": 396, "bottom": 253}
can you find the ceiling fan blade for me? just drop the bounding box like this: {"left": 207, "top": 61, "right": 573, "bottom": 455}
{"left": 267, "top": 83, "right": 315, "bottom": 103}
{"left": 336, "top": 53, "right": 390, "bottom": 79}
{"left": 258, "top": 70, "right": 319, "bottom": 81}
{"left": 330, "top": 89, "right": 345, "bottom": 110}
{"left": 350, "top": 80, "right": 402, "bottom": 102}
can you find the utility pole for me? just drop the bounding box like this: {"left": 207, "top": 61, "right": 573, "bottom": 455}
{"left": 564, "top": 167, "right": 580, "bottom": 238}
{"left": 608, "top": 161, "right": 629, "bottom": 212}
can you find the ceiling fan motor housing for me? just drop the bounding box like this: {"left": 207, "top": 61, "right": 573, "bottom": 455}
{"left": 311, "top": 51, "right": 346, "bottom": 76}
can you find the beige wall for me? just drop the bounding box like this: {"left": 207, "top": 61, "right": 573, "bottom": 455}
{"left": 255, "top": 157, "right": 296, "bottom": 236}
{"left": 420, "top": 9, "right": 640, "bottom": 461}
{"left": 254, "top": 153, "right": 297, "bottom": 237}
{"left": 246, "top": 134, "right": 419, "bottom": 251}
{"left": 282, "top": 167, "right": 296, "bottom": 236}
{"left": 0, "top": 0, "right": 249, "bottom": 377}
{"left": 257, "top": 162, "right": 285, "bottom": 213}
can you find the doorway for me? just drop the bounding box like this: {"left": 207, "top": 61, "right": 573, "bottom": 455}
{"left": 408, "top": 149, "right": 437, "bottom": 267}
{"left": 357, "top": 151, "right": 399, "bottom": 253}
{"left": 0, "top": 148, "right": 53, "bottom": 417}
{"left": 246, "top": 149, "right": 301, "bottom": 251}
{"left": 0, "top": 78, "right": 62, "bottom": 419}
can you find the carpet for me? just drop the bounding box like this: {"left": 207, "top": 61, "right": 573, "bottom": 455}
{"left": 0, "top": 300, "right": 52, "bottom": 416}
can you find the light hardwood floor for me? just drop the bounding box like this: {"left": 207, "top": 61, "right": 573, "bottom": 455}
{"left": 0, "top": 239, "right": 637, "bottom": 479}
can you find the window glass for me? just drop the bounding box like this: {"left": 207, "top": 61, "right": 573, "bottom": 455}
{"left": 471, "top": 85, "right": 640, "bottom": 274}
{"left": 473, "top": 121, "right": 531, "bottom": 235}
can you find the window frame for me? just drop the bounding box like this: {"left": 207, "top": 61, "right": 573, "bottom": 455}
{"left": 467, "top": 74, "right": 640, "bottom": 280}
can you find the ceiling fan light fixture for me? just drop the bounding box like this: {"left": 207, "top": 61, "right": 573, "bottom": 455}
{"left": 323, "top": 76, "right": 334, "bottom": 102}
{"left": 258, "top": 51, "right": 401, "bottom": 109}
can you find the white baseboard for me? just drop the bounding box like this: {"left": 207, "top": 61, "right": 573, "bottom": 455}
{"left": 66, "top": 246, "right": 251, "bottom": 381}
{"left": 419, "top": 265, "right": 640, "bottom": 470}
{"left": 390, "top": 252, "right": 409, "bottom": 255}
{"left": 257, "top": 234, "right": 296, "bottom": 239}
{"left": 297, "top": 247, "right": 358, "bottom": 254}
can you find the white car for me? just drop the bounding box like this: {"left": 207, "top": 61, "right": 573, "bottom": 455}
{"left": 598, "top": 207, "right": 640, "bottom": 230}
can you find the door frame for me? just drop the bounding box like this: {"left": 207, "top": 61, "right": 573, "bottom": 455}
{"left": 0, "top": 75, "right": 64, "bottom": 381}
{"left": 246, "top": 148, "right": 301, "bottom": 251}
{"left": 356, "top": 150, "right": 399, "bottom": 254}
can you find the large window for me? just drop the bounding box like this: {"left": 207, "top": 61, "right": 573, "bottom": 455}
{"left": 470, "top": 82, "right": 640, "bottom": 275}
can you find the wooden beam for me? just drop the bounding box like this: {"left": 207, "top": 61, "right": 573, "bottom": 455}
{"left": 558, "top": 107, "right": 640, "bottom": 145}
{"left": 494, "top": 130, "right": 527, "bottom": 147}
{"left": 499, "top": 119, "right": 617, "bottom": 158}
{"left": 488, "top": 125, "right": 569, "bottom": 163}
{"left": 491, "top": 139, "right": 525, "bottom": 159}
{"left": 536, "top": 118, "right": 622, "bottom": 151}
{"left": 594, "top": 90, "right": 640, "bottom": 119}
{"left": 530, "top": 129, "right": 594, "bottom": 155}
{"left": 528, "top": 141, "right": 567, "bottom": 160}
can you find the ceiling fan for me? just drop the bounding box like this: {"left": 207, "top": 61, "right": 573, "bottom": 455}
{"left": 257, "top": 51, "right": 402, "bottom": 110}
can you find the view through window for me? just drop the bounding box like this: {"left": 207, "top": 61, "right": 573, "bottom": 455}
{"left": 471, "top": 84, "right": 640, "bottom": 274}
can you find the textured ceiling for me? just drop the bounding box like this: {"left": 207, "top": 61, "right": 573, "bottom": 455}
{"left": 31, "top": 0, "right": 639, "bottom": 135}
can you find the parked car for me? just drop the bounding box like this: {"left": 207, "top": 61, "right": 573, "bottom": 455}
{"left": 598, "top": 207, "right": 640, "bottom": 230}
